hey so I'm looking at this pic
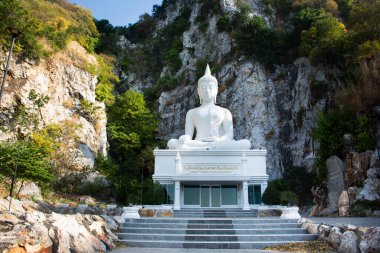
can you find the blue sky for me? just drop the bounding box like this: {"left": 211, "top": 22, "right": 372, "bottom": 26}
{"left": 68, "top": 0, "right": 163, "bottom": 26}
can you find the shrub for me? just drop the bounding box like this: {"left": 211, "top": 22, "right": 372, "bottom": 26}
{"left": 78, "top": 99, "right": 101, "bottom": 124}
{"left": 283, "top": 166, "right": 317, "bottom": 206}
{"left": 280, "top": 191, "right": 299, "bottom": 206}
{"left": 300, "top": 14, "right": 349, "bottom": 65}
{"left": 262, "top": 183, "right": 281, "bottom": 205}
{"left": 217, "top": 15, "right": 233, "bottom": 32}
{"left": 0, "top": 140, "right": 55, "bottom": 187}
{"left": 95, "top": 55, "right": 118, "bottom": 106}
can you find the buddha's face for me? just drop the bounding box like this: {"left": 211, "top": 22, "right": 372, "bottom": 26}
{"left": 198, "top": 81, "right": 218, "bottom": 103}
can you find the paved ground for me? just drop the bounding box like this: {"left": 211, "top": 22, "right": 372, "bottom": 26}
{"left": 304, "top": 217, "right": 380, "bottom": 227}
{"left": 111, "top": 248, "right": 283, "bottom": 253}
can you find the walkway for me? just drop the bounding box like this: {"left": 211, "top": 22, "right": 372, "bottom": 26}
{"left": 304, "top": 217, "right": 380, "bottom": 227}
{"left": 111, "top": 248, "right": 283, "bottom": 253}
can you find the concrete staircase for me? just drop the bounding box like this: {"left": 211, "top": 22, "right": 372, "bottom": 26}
{"left": 173, "top": 208, "right": 258, "bottom": 218}
{"left": 116, "top": 210, "right": 317, "bottom": 249}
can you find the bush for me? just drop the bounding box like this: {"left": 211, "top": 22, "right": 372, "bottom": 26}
{"left": 280, "top": 191, "right": 299, "bottom": 206}
{"left": 262, "top": 179, "right": 295, "bottom": 206}
{"left": 300, "top": 14, "right": 349, "bottom": 65}
{"left": 0, "top": 140, "right": 55, "bottom": 186}
{"left": 78, "top": 99, "right": 101, "bottom": 124}
{"left": 262, "top": 183, "right": 281, "bottom": 205}
{"left": 283, "top": 166, "right": 317, "bottom": 206}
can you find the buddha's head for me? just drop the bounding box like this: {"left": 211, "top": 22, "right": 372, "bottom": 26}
{"left": 197, "top": 64, "right": 218, "bottom": 104}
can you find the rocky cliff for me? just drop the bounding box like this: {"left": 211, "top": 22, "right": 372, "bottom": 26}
{"left": 0, "top": 41, "right": 107, "bottom": 168}
{"left": 121, "top": 0, "right": 339, "bottom": 179}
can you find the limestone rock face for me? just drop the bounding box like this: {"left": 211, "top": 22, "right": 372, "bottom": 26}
{"left": 0, "top": 41, "right": 107, "bottom": 168}
{"left": 357, "top": 168, "right": 380, "bottom": 201}
{"left": 119, "top": 0, "right": 338, "bottom": 179}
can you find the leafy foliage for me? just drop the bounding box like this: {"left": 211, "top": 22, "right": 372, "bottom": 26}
{"left": 0, "top": 140, "right": 55, "bottom": 185}
{"left": 0, "top": 0, "right": 44, "bottom": 59}
{"left": 106, "top": 90, "right": 159, "bottom": 203}
{"left": 300, "top": 14, "right": 349, "bottom": 64}
{"left": 312, "top": 108, "right": 375, "bottom": 181}
{"left": 0, "top": 0, "right": 99, "bottom": 59}
{"left": 283, "top": 166, "right": 317, "bottom": 206}
{"left": 108, "top": 90, "right": 158, "bottom": 158}
{"left": 144, "top": 76, "right": 179, "bottom": 102}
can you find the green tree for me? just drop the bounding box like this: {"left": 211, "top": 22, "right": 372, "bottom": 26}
{"left": 300, "top": 14, "right": 349, "bottom": 64}
{"left": 0, "top": 140, "right": 55, "bottom": 187}
{"left": 312, "top": 108, "right": 354, "bottom": 180}
{"left": 107, "top": 90, "right": 158, "bottom": 159}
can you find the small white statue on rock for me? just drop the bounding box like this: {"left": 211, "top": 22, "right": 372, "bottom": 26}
{"left": 167, "top": 64, "right": 251, "bottom": 150}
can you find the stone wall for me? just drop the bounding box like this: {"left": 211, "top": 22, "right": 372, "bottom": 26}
{"left": 300, "top": 218, "right": 380, "bottom": 253}
{"left": 0, "top": 198, "right": 122, "bottom": 253}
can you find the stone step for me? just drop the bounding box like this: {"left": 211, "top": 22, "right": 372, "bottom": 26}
{"left": 128, "top": 218, "right": 296, "bottom": 224}
{"left": 174, "top": 213, "right": 257, "bottom": 218}
{"left": 120, "top": 227, "right": 308, "bottom": 235}
{"left": 173, "top": 210, "right": 258, "bottom": 218}
{"left": 116, "top": 233, "right": 316, "bottom": 242}
{"left": 118, "top": 240, "right": 315, "bottom": 249}
{"left": 122, "top": 222, "right": 301, "bottom": 229}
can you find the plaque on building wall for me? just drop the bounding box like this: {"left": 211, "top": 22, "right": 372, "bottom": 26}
{"left": 182, "top": 165, "right": 240, "bottom": 174}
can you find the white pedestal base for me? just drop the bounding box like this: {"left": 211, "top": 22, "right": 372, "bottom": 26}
{"left": 280, "top": 206, "right": 301, "bottom": 219}
{"left": 122, "top": 206, "right": 140, "bottom": 219}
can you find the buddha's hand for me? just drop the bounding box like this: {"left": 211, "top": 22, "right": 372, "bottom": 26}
{"left": 179, "top": 135, "right": 192, "bottom": 144}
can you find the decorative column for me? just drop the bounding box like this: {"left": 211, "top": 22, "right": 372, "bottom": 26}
{"left": 242, "top": 181, "right": 250, "bottom": 210}
{"left": 173, "top": 181, "right": 181, "bottom": 210}
{"left": 175, "top": 151, "right": 181, "bottom": 175}
{"left": 241, "top": 151, "right": 248, "bottom": 175}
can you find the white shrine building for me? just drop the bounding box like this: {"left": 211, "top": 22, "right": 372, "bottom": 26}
{"left": 153, "top": 149, "right": 268, "bottom": 210}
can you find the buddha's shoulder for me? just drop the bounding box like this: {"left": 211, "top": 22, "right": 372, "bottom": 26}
{"left": 216, "top": 106, "right": 232, "bottom": 113}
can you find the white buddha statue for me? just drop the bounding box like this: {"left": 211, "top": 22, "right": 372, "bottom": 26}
{"left": 167, "top": 64, "right": 251, "bottom": 150}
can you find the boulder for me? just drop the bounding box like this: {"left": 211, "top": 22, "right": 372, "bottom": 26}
{"left": 328, "top": 227, "right": 342, "bottom": 248}
{"left": 16, "top": 181, "right": 42, "bottom": 200}
{"left": 78, "top": 196, "right": 97, "bottom": 206}
{"left": 299, "top": 218, "right": 319, "bottom": 234}
{"left": 48, "top": 212, "right": 107, "bottom": 252}
{"left": 347, "top": 186, "right": 359, "bottom": 205}
{"left": 309, "top": 205, "right": 319, "bottom": 216}
{"left": 0, "top": 221, "right": 52, "bottom": 253}
{"left": 0, "top": 212, "right": 20, "bottom": 225}
{"left": 319, "top": 206, "right": 339, "bottom": 217}
{"left": 88, "top": 220, "right": 117, "bottom": 250}
{"left": 357, "top": 168, "right": 380, "bottom": 201}
{"left": 0, "top": 198, "right": 25, "bottom": 213}
{"left": 318, "top": 224, "right": 332, "bottom": 240}
{"left": 338, "top": 231, "right": 359, "bottom": 253}
{"left": 311, "top": 183, "right": 328, "bottom": 214}
{"left": 326, "top": 156, "right": 345, "bottom": 209}
{"left": 338, "top": 191, "right": 349, "bottom": 217}
{"left": 25, "top": 211, "right": 47, "bottom": 224}
{"left": 345, "top": 151, "right": 373, "bottom": 188}
{"left": 359, "top": 227, "right": 380, "bottom": 253}
{"left": 112, "top": 216, "right": 125, "bottom": 227}
{"left": 101, "top": 215, "right": 118, "bottom": 231}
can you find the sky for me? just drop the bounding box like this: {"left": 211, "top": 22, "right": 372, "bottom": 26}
{"left": 68, "top": 0, "right": 163, "bottom": 26}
